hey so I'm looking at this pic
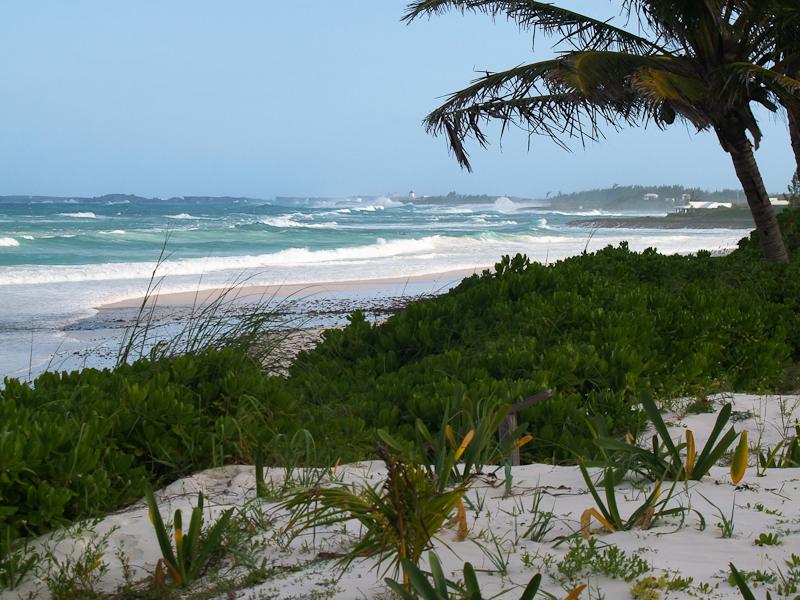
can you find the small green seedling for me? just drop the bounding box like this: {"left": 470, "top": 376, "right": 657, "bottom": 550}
{"left": 754, "top": 532, "right": 781, "bottom": 547}
{"left": 145, "top": 489, "right": 233, "bottom": 587}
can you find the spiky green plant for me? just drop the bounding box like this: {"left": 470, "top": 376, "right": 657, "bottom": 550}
{"left": 594, "top": 396, "right": 738, "bottom": 481}
{"left": 281, "top": 449, "right": 467, "bottom": 581}
{"left": 145, "top": 489, "right": 233, "bottom": 587}
{"left": 385, "top": 551, "right": 542, "bottom": 599}
{"left": 759, "top": 422, "right": 800, "bottom": 470}
{"left": 579, "top": 463, "right": 684, "bottom": 538}
{"left": 377, "top": 398, "right": 530, "bottom": 492}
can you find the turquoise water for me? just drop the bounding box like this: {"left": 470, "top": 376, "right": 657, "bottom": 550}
{"left": 0, "top": 194, "right": 749, "bottom": 378}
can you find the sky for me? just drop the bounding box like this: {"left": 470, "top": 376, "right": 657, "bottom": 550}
{"left": 0, "top": 1, "right": 796, "bottom": 199}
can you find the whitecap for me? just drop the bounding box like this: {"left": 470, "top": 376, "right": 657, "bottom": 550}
{"left": 0, "top": 237, "right": 20, "bottom": 247}
{"left": 492, "top": 197, "right": 521, "bottom": 213}
{"left": 59, "top": 212, "right": 97, "bottom": 219}
{"left": 261, "top": 215, "right": 339, "bottom": 229}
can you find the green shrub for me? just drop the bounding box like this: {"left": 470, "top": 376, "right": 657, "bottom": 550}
{"left": 0, "top": 348, "right": 298, "bottom": 541}
{"left": 290, "top": 241, "right": 798, "bottom": 464}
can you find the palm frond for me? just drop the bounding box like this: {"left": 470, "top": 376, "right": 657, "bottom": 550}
{"left": 423, "top": 52, "right": 686, "bottom": 169}
{"left": 427, "top": 92, "right": 631, "bottom": 170}
{"left": 725, "top": 62, "right": 800, "bottom": 103}
{"left": 403, "top": 0, "right": 670, "bottom": 54}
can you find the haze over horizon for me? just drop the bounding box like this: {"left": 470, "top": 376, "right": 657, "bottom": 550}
{"left": 0, "top": 1, "right": 796, "bottom": 199}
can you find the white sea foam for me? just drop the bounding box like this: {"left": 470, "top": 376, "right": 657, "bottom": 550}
{"left": 0, "top": 237, "right": 20, "bottom": 247}
{"left": 100, "top": 230, "right": 126, "bottom": 235}
{"left": 348, "top": 204, "right": 384, "bottom": 212}
{"left": 304, "top": 196, "right": 406, "bottom": 212}
{"left": 440, "top": 206, "right": 475, "bottom": 214}
{"left": 21, "top": 235, "right": 35, "bottom": 240}
{"left": 59, "top": 212, "right": 97, "bottom": 219}
{"left": 166, "top": 213, "right": 201, "bottom": 220}
{"left": 469, "top": 215, "right": 518, "bottom": 226}
{"left": 0, "top": 236, "right": 453, "bottom": 285}
{"left": 0, "top": 231, "right": 748, "bottom": 287}
{"left": 261, "top": 216, "right": 339, "bottom": 229}
{"left": 542, "top": 209, "right": 636, "bottom": 217}
{"left": 106, "top": 200, "right": 130, "bottom": 205}
{"left": 492, "top": 197, "right": 522, "bottom": 213}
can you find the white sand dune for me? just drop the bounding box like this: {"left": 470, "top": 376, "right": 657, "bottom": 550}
{"left": 5, "top": 393, "right": 800, "bottom": 599}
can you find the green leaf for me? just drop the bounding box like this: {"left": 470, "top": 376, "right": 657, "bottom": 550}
{"left": 145, "top": 488, "right": 178, "bottom": 570}
{"left": 463, "top": 562, "right": 481, "bottom": 600}
{"left": 729, "top": 563, "right": 757, "bottom": 600}
{"left": 520, "top": 573, "right": 542, "bottom": 600}
{"left": 428, "top": 551, "right": 448, "bottom": 597}
{"left": 640, "top": 394, "right": 681, "bottom": 468}
{"left": 405, "top": 558, "right": 440, "bottom": 599}
{"left": 384, "top": 578, "right": 416, "bottom": 600}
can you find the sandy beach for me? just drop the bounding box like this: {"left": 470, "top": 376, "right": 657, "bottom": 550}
{"left": 98, "top": 267, "right": 485, "bottom": 310}
{"left": 6, "top": 393, "right": 799, "bottom": 599}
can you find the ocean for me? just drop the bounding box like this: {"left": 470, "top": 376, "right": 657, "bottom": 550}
{"left": 0, "top": 194, "right": 751, "bottom": 380}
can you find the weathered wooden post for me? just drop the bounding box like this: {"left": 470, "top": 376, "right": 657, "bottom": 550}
{"left": 499, "top": 389, "right": 552, "bottom": 466}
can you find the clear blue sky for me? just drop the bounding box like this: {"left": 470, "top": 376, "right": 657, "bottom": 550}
{"left": 0, "top": 1, "right": 795, "bottom": 198}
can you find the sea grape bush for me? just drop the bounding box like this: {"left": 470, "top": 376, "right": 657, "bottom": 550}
{"left": 0, "top": 349, "right": 303, "bottom": 541}
{"left": 292, "top": 231, "right": 799, "bottom": 463}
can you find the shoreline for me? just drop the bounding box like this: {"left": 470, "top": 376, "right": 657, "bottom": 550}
{"left": 97, "top": 266, "right": 486, "bottom": 310}
{"left": 568, "top": 213, "right": 757, "bottom": 229}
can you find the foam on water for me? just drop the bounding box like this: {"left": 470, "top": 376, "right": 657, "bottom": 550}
{"left": 0, "top": 237, "right": 20, "bottom": 247}
{"left": 493, "top": 197, "right": 522, "bottom": 212}
{"left": 261, "top": 215, "right": 339, "bottom": 229}
{"left": 59, "top": 212, "right": 97, "bottom": 219}
{"left": 166, "top": 213, "right": 204, "bottom": 220}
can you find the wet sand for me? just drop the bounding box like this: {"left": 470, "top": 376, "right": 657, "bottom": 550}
{"left": 98, "top": 267, "right": 484, "bottom": 310}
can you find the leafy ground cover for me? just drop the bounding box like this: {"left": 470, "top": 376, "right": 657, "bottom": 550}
{"left": 290, "top": 211, "right": 800, "bottom": 462}
{"left": 2, "top": 211, "right": 799, "bottom": 547}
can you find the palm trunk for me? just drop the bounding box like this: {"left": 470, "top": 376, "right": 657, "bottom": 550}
{"left": 721, "top": 129, "right": 788, "bottom": 262}
{"left": 788, "top": 106, "right": 800, "bottom": 175}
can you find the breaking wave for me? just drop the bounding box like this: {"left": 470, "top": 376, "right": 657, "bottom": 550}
{"left": 59, "top": 212, "right": 97, "bottom": 219}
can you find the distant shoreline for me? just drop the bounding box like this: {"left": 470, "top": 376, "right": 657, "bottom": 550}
{"left": 568, "top": 210, "right": 756, "bottom": 229}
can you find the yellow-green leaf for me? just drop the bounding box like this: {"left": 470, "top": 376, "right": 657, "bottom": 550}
{"left": 685, "top": 430, "right": 696, "bottom": 479}
{"left": 454, "top": 430, "right": 474, "bottom": 461}
{"left": 731, "top": 431, "right": 748, "bottom": 485}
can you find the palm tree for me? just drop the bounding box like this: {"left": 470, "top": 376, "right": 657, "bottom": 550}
{"left": 743, "top": 0, "right": 800, "bottom": 173}
{"left": 405, "top": 1, "right": 800, "bottom": 262}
